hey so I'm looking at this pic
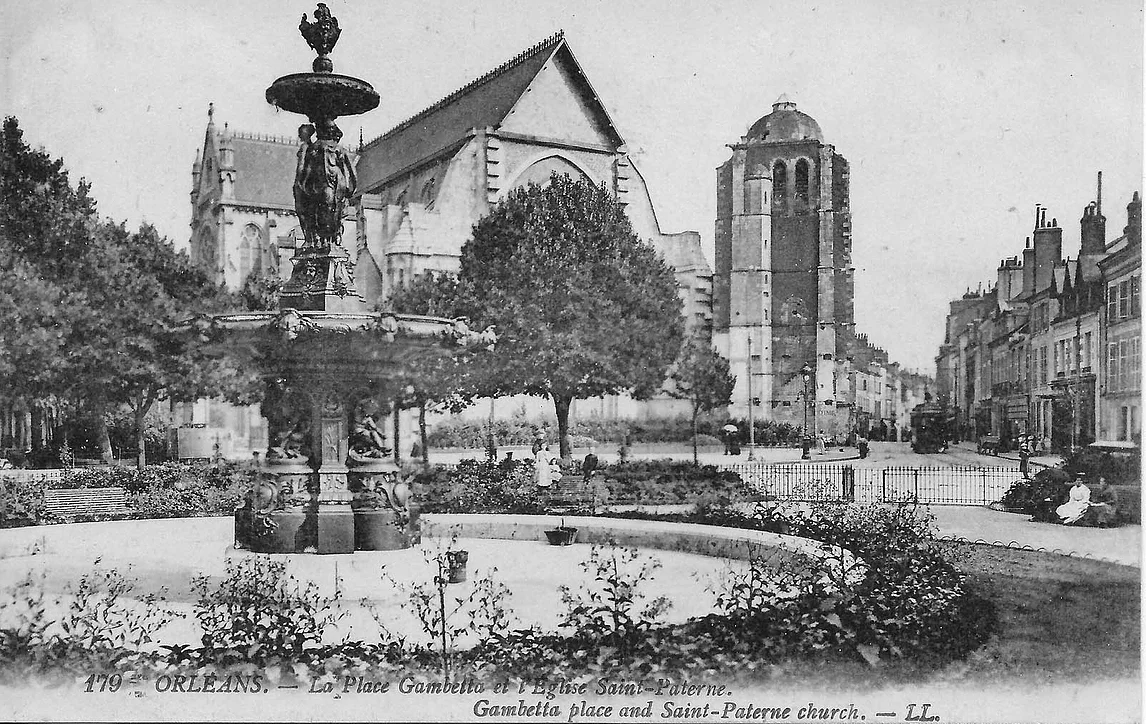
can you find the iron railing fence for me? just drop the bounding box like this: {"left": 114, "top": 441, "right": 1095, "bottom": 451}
{"left": 720, "top": 463, "right": 1019, "bottom": 506}
{"left": 721, "top": 463, "right": 856, "bottom": 503}
{"left": 866, "top": 466, "right": 1017, "bottom": 506}
{"left": 0, "top": 469, "right": 66, "bottom": 485}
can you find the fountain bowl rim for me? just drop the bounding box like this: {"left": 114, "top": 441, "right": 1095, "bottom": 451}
{"left": 266, "top": 72, "right": 380, "bottom": 117}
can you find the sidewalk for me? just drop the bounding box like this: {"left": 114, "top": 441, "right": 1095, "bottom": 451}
{"left": 925, "top": 505, "right": 1139, "bottom": 567}
{"left": 950, "top": 441, "right": 1063, "bottom": 469}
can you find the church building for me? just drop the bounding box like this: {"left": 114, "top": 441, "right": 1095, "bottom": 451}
{"left": 184, "top": 32, "right": 712, "bottom": 456}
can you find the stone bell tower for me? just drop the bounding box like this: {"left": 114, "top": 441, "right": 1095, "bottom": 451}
{"left": 714, "top": 96, "right": 855, "bottom": 436}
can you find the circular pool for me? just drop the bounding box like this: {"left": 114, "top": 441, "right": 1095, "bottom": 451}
{"left": 0, "top": 515, "right": 861, "bottom": 648}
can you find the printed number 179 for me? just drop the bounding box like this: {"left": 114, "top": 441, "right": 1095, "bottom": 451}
{"left": 84, "top": 674, "right": 123, "bottom": 692}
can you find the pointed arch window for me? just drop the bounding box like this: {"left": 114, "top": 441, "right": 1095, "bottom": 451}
{"left": 239, "top": 223, "right": 260, "bottom": 280}
{"left": 795, "top": 159, "right": 810, "bottom": 207}
{"left": 771, "top": 161, "right": 787, "bottom": 206}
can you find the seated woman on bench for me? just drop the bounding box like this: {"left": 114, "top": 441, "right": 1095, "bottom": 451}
{"left": 1056, "top": 474, "right": 1091, "bottom": 525}
{"left": 1079, "top": 476, "right": 1119, "bottom": 527}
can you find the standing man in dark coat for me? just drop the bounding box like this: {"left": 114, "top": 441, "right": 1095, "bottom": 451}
{"left": 582, "top": 446, "right": 599, "bottom": 485}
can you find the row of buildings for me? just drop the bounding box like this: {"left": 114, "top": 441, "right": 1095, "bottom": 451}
{"left": 935, "top": 176, "right": 1141, "bottom": 452}
{"left": 177, "top": 32, "right": 928, "bottom": 458}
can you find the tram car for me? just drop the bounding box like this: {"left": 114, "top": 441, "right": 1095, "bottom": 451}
{"left": 910, "top": 399, "right": 953, "bottom": 454}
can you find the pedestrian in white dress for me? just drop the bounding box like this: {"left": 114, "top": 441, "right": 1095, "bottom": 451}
{"left": 534, "top": 444, "right": 554, "bottom": 489}
{"left": 1056, "top": 476, "right": 1091, "bottom": 525}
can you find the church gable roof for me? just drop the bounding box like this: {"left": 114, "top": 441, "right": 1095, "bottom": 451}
{"left": 499, "top": 43, "right": 623, "bottom": 149}
{"left": 358, "top": 31, "right": 622, "bottom": 190}
{"left": 229, "top": 133, "right": 298, "bottom": 208}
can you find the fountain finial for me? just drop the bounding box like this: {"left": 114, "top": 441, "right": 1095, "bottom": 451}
{"left": 300, "top": 3, "right": 341, "bottom": 73}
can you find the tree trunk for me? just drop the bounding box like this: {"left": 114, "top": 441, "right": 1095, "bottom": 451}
{"left": 419, "top": 401, "right": 429, "bottom": 465}
{"left": 692, "top": 407, "right": 699, "bottom": 466}
{"left": 552, "top": 394, "right": 573, "bottom": 460}
{"left": 135, "top": 408, "right": 147, "bottom": 469}
{"left": 96, "top": 408, "right": 113, "bottom": 464}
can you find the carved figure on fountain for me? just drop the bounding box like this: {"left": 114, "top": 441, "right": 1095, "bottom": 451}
{"left": 272, "top": 308, "right": 319, "bottom": 342}
{"left": 347, "top": 412, "right": 390, "bottom": 465}
{"left": 300, "top": 3, "right": 341, "bottom": 72}
{"left": 294, "top": 120, "right": 356, "bottom": 251}
{"left": 266, "top": 419, "right": 311, "bottom": 466}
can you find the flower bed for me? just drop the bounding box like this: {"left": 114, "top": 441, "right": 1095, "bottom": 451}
{"left": 0, "top": 463, "right": 255, "bottom": 526}
{"left": 0, "top": 500, "right": 994, "bottom": 688}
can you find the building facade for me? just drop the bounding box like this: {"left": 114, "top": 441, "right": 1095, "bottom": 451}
{"left": 935, "top": 180, "right": 1141, "bottom": 452}
{"left": 1098, "top": 193, "right": 1142, "bottom": 442}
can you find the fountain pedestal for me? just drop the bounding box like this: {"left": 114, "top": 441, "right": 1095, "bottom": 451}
{"left": 280, "top": 245, "right": 364, "bottom": 313}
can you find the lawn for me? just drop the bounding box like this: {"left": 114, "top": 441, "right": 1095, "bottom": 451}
{"left": 752, "top": 542, "right": 1140, "bottom": 691}
{"left": 939, "top": 543, "right": 1140, "bottom": 685}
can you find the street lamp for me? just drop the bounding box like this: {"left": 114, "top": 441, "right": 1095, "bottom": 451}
{"left": 800, "top": 363, "right": 813, "bottom": 460}
{"left": 746, "top": 333, "right": 756, "bottom": 461}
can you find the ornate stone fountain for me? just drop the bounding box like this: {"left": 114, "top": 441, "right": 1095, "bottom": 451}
{"left": 195, "top": 5, "right": 492, "bottom": 554}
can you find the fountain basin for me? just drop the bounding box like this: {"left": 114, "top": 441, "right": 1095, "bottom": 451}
{"left": 0, "top": 515, "right": 863, "bottom": 649}
{"left": 266, "top": 72, "right": 380, "bottom": 117}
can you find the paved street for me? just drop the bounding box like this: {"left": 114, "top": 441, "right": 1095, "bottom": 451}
{"left": 425, "top": 440, "right": 1034, "bottom": 469}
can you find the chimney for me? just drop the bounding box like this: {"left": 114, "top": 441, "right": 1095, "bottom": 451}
{"left": 1022, "top": 236, "right": 1036, "bottom": 296}
{"left": 1126, "top": 191, "right": 1142, "bottom": 246}
{"left": 997, "top": 256, "right": 1023, "bottom": 303}
{"left": 1033, "top": 211, "right": 1063, "bottom": 293}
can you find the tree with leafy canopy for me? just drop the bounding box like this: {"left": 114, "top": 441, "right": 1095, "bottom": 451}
{"left": 1, "top": 116, "right": 242, "bottom": 466}
{"left": 240, "top": 270, "right": 283, "bottom": 311}
{"left": 0, "top": 116, "right": 98, "bottom": 405}
{"left": 388, "top": 271, "right": 483, "bottom": 463}
{"left": 670, "top": 337, "right": 736, "bottom": 465}
{"left": 458, "top": 173, "right": 685, "bottom": 459}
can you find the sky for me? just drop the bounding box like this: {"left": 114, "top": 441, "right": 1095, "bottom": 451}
{"left": 2, "top": 0, "right": 1142, "bottom": 373}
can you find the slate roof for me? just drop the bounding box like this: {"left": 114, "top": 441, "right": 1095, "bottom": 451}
{"left": 229, "top": 133, "right": 297, "bottom": 208}
{"left": 357, "top": 31, "right": 593, "bottom": 191}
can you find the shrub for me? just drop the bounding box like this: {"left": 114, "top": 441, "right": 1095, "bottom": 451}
{"left": 191, "top": 557, "right": 345, "bottom": 660}
{"left": 426, "top": 414, "right": 800, "bottom": 448}
{"left": 414, "top": 459, "right": 544, "bottom": 514}
{"left": 0, "top": 565, "right": 179, "bottom": 684}
{"left": 698, "top": 502, "right": 996, "bottom": 666}
{"left": 998, "top": 469, "right": 1070, "bottom": 512}
{"left": 1, "top": 462, "right": 260, "bottom": 525}
{"left": 597, "top": 460, "right": 754, "bottom": 505}
{"left": 559, "top": 545, "right": 670, "bottom": 661}
{"left": 0, "top": 476, "right": 47, "bottom": 526}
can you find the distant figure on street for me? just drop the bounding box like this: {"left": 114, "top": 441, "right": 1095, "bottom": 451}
{"left": 582, "top": 446, "right": 599, "bottom": 484}
{"left": 534, "top": 444, "right": 555, "bottom": 489}
{"left": 619, "top": 430, "right": 633, "bottom": 463}
{"left": 857, "top": 435, "right": 870, "bottom": 459}
{"left": 1018, "top": 436, "right": 1032, "bottom": 478}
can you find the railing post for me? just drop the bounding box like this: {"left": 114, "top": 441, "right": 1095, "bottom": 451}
{"left": 913, "top": 468, "right": 920, "bottom": 502}
{"left": 881, "top": 468, "right": 887, "bottom": 503}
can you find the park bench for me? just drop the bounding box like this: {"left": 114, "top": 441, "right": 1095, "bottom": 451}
{"left": 977, "top": 436, "right": 1001, "bottom": 456}
{"left": 42, "top": 487, "right": 131, "bottom": 519}
{"left": 540, "top": 475, "right": 604, "bottom": 514}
